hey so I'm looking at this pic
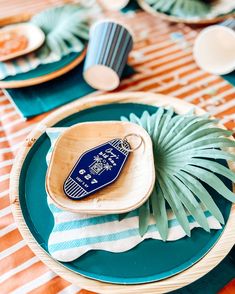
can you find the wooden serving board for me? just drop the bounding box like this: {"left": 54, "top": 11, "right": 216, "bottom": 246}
{"left": 10, "top": 92, "right": 235, "bottom": 294}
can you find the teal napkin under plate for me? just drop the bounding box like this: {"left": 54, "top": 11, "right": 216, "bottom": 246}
{"left": 121, "top": 0, "right": 140, "bottom": 12}
{"left": 5, "top": 63, "right": 135, "bottom": 118}
{"left": 222, "top": 71, "right": 235, "bottom": 87}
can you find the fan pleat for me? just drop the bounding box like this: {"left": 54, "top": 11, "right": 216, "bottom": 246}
{"left": 120, "top": 108, "right": 235, "bottom": 239}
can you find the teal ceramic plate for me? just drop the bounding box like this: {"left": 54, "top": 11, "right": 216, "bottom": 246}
{"left": 19, "top": 103, "right": 232, "bottom": 284}
{"left": 3, "top": 52, "right": 81, "bottom": 82}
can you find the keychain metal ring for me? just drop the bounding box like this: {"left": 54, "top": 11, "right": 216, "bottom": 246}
{"left": 121, "top": 133, "right": 143, "bottom": 152}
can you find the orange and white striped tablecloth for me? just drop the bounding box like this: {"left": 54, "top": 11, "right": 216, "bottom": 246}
{"left": 0, "top": 3, "right": 235, "bottom": 294}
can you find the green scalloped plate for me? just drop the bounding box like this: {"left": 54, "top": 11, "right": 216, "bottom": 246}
{"left": 19, "top": 103, "right": 232, "bottom": 284}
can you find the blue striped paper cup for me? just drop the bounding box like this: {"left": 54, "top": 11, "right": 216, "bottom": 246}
{"left": 83, "top": 20, "right": 133, "bottom": 90}
{"left": 193, "top": 18, "right": 235, "bottom": 75}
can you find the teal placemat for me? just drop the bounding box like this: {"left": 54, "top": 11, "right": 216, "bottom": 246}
{"left": 222, "top": 71, "right": 235, "bottom": 87}
{"left": 171, "top": 252, "right": 235, "bottom": 294}
{"left": 5, "top": 63, "right": 135, "bottom": 118}
{"left": 121, "top": 0, "right": 140, "bottom": 13}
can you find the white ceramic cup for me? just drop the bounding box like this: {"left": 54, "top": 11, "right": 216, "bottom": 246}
{"left": 193, "top": 19, "right": 235, "bottom": 75}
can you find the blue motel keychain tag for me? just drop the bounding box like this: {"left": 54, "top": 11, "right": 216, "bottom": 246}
{"left": 64, "top": 138, "right": 133, "bottom": 200}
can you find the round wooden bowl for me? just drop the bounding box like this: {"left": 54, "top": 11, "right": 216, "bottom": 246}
{"left": 0, "top": 49, "right": 86, "bottom": 88}
{"left": 10, "top": 92, "right": 235, "bottom": 294}
{"left": 137, "top": 0, "right": 235, "bottom": 25}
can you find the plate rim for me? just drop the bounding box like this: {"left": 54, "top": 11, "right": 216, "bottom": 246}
{"left": 0, "top": 49, "right": 86, "bottom": 88}
{"left": 10, "top": 91, "right": 235, "bottom": 294}
{"left": 137, "top": 0, "right": 235, "bottom": 24}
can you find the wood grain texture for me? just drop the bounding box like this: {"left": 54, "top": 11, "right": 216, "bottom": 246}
{"left": 137, "top": 0, "right": 235, "bottom": 24}
{"left": 0, "top": 0, "right": 76, "bottom": 25}
{"left": 46, "top": 121, "right": 155, "bottom": 214}
{"left": 0, "top": 49, "right": 86, "bottom": 88}
{"left": 0, "top": 23, "right": 45, "bottom": 62}
{"left": 10, "top": 92, "right": 235, "bottom": 294}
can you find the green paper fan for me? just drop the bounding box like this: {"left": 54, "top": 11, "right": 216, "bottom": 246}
{"left": 31, "top": 5, "right": 90, "bottom": 57}
{"left": 120, "top": 109, "right": 235, "bottom": 240}
{"left": 144, "top": 0, "right": 212, "bottom": 18}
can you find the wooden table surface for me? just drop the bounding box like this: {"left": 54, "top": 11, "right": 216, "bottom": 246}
{"left": 0, "top": 1, "right": 235, "bottom": 293}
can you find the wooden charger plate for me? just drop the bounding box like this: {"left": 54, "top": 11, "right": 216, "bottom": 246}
{"left": 10, "top": 92, "right": 235, "bottom": 293}
{"left": 137, "top": 0, "right": 235, "bottom": 24}
{"left": 0, "top": 50, "right": 86, "bottom": 88}
{"left": 46, "top": 121, "right": 155, "bottom": 214}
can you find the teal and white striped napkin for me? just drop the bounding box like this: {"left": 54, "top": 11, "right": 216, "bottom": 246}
{"left": 46, "top": 128, "right": 221, "bottom": 262}
{"left": 0, "top": 48, "right": 82, "bottom": 80}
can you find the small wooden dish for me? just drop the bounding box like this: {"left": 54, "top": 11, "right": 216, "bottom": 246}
{"left": 0, "top": 22, "right": 45, "bottom": 62}
{"left": 46, "top": 121, "right": 155, "bottom": 214}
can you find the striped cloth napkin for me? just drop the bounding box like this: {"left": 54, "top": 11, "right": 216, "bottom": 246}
{"left": 46, "top": 128, "right": 221, "bottom": 262}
